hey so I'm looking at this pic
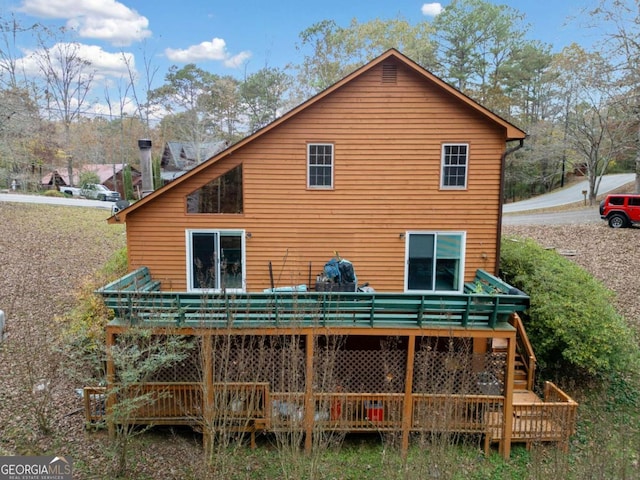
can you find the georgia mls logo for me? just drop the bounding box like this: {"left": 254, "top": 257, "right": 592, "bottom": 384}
{"left": 0, "top": 456, "right": 72, "bottom": 480}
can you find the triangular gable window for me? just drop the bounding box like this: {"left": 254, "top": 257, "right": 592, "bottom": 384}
{"left": 186, "top": 164, "right": 243, "bottom": 214}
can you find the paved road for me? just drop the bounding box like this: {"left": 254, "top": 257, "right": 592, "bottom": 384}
{"left": 503, "top": 173, "right": 635, "bottom": 213}
{"left": 2, "top": 173, "right": 636, "bottom": 225}
{"left": 0, "top": 192, "right": 114, "bottom": 210}
{"left": 502, "top": 206, "right": 601, "bottom": 226}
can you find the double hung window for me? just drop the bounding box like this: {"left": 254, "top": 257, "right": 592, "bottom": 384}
{"left": 441, "top": 144, "right": 468, "bottom": 188}
{"left": 308, "top": 143, "right": 333, "bottom": 188}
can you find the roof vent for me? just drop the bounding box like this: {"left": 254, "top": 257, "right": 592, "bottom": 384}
{"left": 382, "top": 63, "right": 397, "bottom": 84}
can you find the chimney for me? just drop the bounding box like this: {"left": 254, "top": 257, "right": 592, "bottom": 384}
{"left": 138, "top": 139, "right": 153, "bottom": 197}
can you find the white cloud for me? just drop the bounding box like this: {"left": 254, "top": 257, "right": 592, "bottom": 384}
{"left": 80, "top": 44, "right": 134, "bottom": 77}
{"left": 15, "top": 43, "right": 134, "bottom": 82}
{"left": 17, "top": 0, "right": 151, "bottom": 46}
{"left": 224, "top": 51, "right": 252, "bottom": 68}
{"left": 165, "top": 37, "right": 251, "bottom": 68}
{"left": 421, "top": 3, "right": 443, "bottom": 17}
{"left": 67, "top": 14, "right": 150, "bottom": 47}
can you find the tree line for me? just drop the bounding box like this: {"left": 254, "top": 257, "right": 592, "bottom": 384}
{"left": 0, "top": 0, "right": 638, "bottom": 202}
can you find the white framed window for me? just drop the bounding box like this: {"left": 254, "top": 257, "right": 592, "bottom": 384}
{"left": 441, "top": 143, "right": 468, "bottom": 189}
{"left": 186, "top": 230, "right": 245, "bottom": 292}
{"left": 307, "top": 143, "right": 333, "bottom": 188}
{"left": 404, "top": 231, "right": 466, "bottom": 292}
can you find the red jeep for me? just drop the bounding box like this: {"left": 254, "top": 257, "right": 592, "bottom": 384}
{"left": 599, "top": 194, "right": 640, "bottom": 228}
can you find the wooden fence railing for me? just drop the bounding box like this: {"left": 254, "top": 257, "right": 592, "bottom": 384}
{"left": 83, "top": 386, "right": 106, "bottom": 426}
{"left": 484, "top": 381, "right": 578, "bottom": 453}
{"left": 109, "top": 382, "right": 203, "bottom": 425}
{"left": 412, "top": 394, "right": 504, "bottom": 433}
{"left": 309, "top": 393, "right": 405, "bottom": 431}
{"left": 206, "top": 382, "right": 269, "bottom": 422}
{"left": 97, "top": 269, "right": 529, "bottom": 330}
{"left": 86, "top": 381, "right": 576, "bottom": 454}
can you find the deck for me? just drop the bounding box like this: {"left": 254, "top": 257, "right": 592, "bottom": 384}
{"left": 484, "top": 385, "right": 578, "bottom": 452}
{"left": 91, "top": 267, "right": 577, "bottom": 458}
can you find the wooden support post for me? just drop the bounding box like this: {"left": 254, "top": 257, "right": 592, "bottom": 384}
{"left": 202, "top": 333, "right": 214, "bottom": 455}
{"left": 401, "top": 335, "right": 416, "bottom": 455}
{"left": 304, "top": 333, "right": 315, "bottom": 453}
{"left": 105, "top": 329, "right": 116, "bottom": 438}
{"left": 501, "top": 333, "right": 516, "bottom": 458}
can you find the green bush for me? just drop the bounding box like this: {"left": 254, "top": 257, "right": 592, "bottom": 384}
{"left": 100, "top": 246, "right": 128, "bottom": 280}
{"left": 500, "top": 236, "right": 639, "bottom": 378}
{"left": 79, "top": 170, "right": 100, "bottom": 186}
{"left": 43, "top": 189, "right": 65, "bottom": 197}
{"left": 123, "top": 164, "right": 135, "bottom": 200}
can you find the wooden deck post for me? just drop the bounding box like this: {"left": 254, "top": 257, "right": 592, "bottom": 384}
{"left": 202, "top": 333, "right": 214, "bottom": 454}
{"left": 501, "top": 333, "right": 516, "bottom": 458}
{"left": 304, "top": 333, "right": 314, "bottom": 453}
{"left": 106, "top": 329, "right": 116, "bottom": 438}
{"left": 401, "top": 335, "right": 416, "bottom": 455}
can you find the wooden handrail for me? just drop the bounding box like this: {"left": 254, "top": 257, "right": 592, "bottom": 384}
{"left": 544, "top": 381, "right": 577, "bottom": 404}
{"left": 99, "top": 290, "right": 529, "bottom": 330}
{"left": 91, "top": 380, "right": 577, "bottom": 454}
{"left": 98, "top": 268, "right": 530, "bottom": 330}
{"left": 98, "top": 266, "right": 161, "bottom": 292}
{"left": 510, "top": 313, "right": 536, "bottom": 391}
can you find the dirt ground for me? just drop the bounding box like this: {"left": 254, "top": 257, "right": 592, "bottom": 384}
{"left": 502, "top": 223, "right": 640, "bottom": 328}
{"left": 0, "top": 201, "right": 638, "bottom": 477}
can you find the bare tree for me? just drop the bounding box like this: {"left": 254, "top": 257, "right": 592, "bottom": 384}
{"left": 35, "top": 37, "right": 95, "bottom": 185}
{"left": 551, "top": 44, "right": 632, "bottom": 203}
{"left": 0, "top": 15, "right": 39, "bottom": 90}
{"left": 120, "top": 43, "right": 160, "bottom": 135}
{"left": 589, "top": 0, "right": 640, "bottom": 192}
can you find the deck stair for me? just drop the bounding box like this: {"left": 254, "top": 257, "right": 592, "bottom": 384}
{"left": 491, "top": 338, "right": 528, "bottom": 391}
{"left": 513, "top": 355, "right": 528, "bottom": 391}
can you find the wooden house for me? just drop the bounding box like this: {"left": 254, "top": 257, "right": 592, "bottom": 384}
{"left": 160, "top": 141, "right": 228, "bottom": 184}
{"left": 41, "top": 164, "right": 141, "bottom": 199}
{"left": 92, "top": 50, "right": 577, "bottom": 458}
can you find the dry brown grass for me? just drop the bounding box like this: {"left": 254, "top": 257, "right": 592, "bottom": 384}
{"left": 1, "top": 201, "right": 638, "bottom": 478}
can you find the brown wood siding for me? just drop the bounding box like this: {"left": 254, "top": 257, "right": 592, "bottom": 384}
{"left": 125, "top": 61, "right": 507, "bottom": 292}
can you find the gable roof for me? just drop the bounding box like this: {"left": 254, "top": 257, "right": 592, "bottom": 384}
{"left": 42, "top": 163, "right": 138, "bottom": 186}
{"left": 162, "top": 141, "right": 228, "bottom": 170}
{"left": 111, "top": 49, "right": 526, "bottom": 223}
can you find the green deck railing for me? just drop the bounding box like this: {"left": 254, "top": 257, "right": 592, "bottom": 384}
{"left": 97, "top": 268, "right": 529, "bottom": 329}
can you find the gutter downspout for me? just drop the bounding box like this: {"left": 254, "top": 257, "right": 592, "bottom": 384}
{"left": 495, "top": 138, "right": 525, "bottom": 275}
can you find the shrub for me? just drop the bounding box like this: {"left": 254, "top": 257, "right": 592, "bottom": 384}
{"left": 100, "top": 246, "right": 128, "bottom": 280}
{"left": 79, "top": 171, "right": 100, "bottom": 186}
{"left": 500, "top": 236, "right": 639, "bottom": 378}
{"left": 43, "top": 189, "right": 65, "bottom": 197}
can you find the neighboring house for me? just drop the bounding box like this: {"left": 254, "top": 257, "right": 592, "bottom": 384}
{"left": 160, "top": 140, "right": 228, "bottom": 183}
{"left": 41, "top": 164, "right": 141, "bottom": 199}
{"left": 40, "top": 170, "right": 67, "bottom": 189}
{"left": 93, "top": 50, "right": 577, "bottom": 458}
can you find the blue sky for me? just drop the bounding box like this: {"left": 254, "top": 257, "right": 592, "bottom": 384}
{"left": 0, "top": 0, "right": 602, "bottom": 115}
